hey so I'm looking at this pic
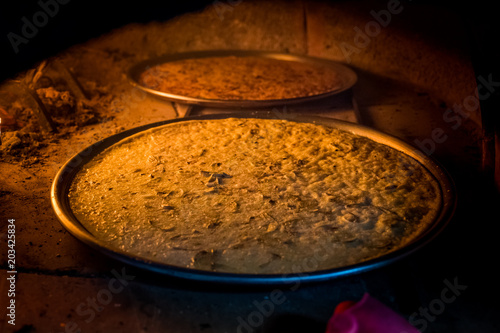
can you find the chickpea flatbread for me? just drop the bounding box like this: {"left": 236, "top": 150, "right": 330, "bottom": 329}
{"left": 69, "top": 118, "right": 441, "bottom": 274}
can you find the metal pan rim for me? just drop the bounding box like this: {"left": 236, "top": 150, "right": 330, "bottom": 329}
{"left": 127, "top": 50, "right": 358, "bottom": 108}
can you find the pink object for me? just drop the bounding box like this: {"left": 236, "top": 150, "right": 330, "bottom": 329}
{"left": 326, "top": 293, "right": 420, "bottom": 333}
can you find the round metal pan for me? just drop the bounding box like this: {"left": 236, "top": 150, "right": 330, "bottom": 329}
{"left": 51, "top": 112, "right": 456, "bottom": 285}
{"left": 127, "top": 50, "right": 358, "bottom": 108}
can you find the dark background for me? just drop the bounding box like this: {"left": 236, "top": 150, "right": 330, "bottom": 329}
{"left": 0, "top": 0, "right": 499, "bottom": 81}
{"left": 0, "top": 0, "right": 214, "bottom": 80}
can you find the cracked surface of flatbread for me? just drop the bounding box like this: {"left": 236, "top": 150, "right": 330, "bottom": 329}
{"left": 69, "top": 118, "right": 441, "bottom": 274}
{"left": 139, "top": 56, "right": 343, "bottom": 100}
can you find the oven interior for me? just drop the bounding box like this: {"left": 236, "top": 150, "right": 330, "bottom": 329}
{"left": 0, "top": 0, "right": 499, "bottom": 332}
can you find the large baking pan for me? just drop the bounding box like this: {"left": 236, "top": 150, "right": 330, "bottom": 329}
{"left": 51, "top": 112, "right": 456, "bottom": 285}
{"left": 128, "top": 50, "right": 358, "bottom": 108}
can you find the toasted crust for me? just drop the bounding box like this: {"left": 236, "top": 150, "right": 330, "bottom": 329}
{"left": 139, "top": 56, "right": 343, "bottom": 100}
{"left": 69, "top": 118, "right": 441, "bottom": 274}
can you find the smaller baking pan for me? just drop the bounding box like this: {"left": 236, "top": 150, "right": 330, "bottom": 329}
{"left": 127, "top": 50, "right": 358, "bottom": 108}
